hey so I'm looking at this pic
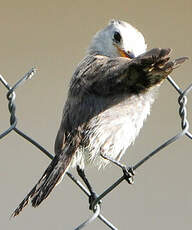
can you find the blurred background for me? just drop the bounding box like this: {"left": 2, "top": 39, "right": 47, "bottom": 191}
{"left": 0, "top": 0, "right": 192, "bottom": 229}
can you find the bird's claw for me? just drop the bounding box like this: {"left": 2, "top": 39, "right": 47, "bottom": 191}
{"left": 89, "top": 192, "right": 102, "bottom": 210}
{"left": 122, "top": 166, "right": 135, "bottom": 184}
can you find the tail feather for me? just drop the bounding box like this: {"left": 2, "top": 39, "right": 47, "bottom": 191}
{"left": 11, "top": 144, "right": 74, "bottom": 217}
{"left": 31, "top": 153, "right": 72, "bottom": 207}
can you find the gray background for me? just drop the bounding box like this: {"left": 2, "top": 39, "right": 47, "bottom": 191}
{"left": 1, "top": 0, "right": 192, "bottom": 229}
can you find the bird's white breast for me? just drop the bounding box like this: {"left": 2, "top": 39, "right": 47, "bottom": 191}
{"left": 71, "top": 88, "right": 158, "bottom": 169}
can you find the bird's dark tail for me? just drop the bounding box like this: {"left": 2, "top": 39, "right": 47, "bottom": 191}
{"left": 11, "top": 144, "right": 74, "bottom": 217}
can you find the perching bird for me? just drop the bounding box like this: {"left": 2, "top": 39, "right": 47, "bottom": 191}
{"left": 12, "top": 19, "right": 188, "bottom": 216}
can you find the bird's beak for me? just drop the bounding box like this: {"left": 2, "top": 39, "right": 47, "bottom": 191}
{"left": 116, "top": 46, "right": 135, "bottom": 59}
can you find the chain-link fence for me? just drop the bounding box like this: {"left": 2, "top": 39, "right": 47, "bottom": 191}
{"left": 0, "top": 68, "right": 191, "bottom": 230}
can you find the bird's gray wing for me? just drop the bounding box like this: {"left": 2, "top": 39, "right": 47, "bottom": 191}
{"left": 70, "top": 48, "right": 188, "bottom": 96}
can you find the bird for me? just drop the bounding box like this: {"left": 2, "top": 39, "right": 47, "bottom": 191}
{"left": 12, "top": 19, "right": 188, "bottom": 216}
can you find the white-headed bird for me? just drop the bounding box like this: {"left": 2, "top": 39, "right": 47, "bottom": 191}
{"left": 12, "top": 19, "right": 188, "bottom": 216}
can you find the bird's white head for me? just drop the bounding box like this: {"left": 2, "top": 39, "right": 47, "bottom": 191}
{"left": 88, "top": 19, "right": 147, "bottom": 59}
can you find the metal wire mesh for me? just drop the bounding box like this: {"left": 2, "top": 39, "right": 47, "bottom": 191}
{"left": 0, "top": 68, "right": 191, "bottom": 230}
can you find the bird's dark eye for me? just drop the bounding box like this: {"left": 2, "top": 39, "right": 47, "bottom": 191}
{"left": 113, "top": 31, "right": 121, "bottom": 43}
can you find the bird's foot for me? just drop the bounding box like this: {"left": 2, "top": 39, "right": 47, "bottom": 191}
{"left": 100, "top": 153, "right": 135, "bottom": 184}
{"left": 122, "top": 166, "right": 135, "bottom": 184}
{"left": 89, "top": 192, "right": 102, "bottom": 210}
